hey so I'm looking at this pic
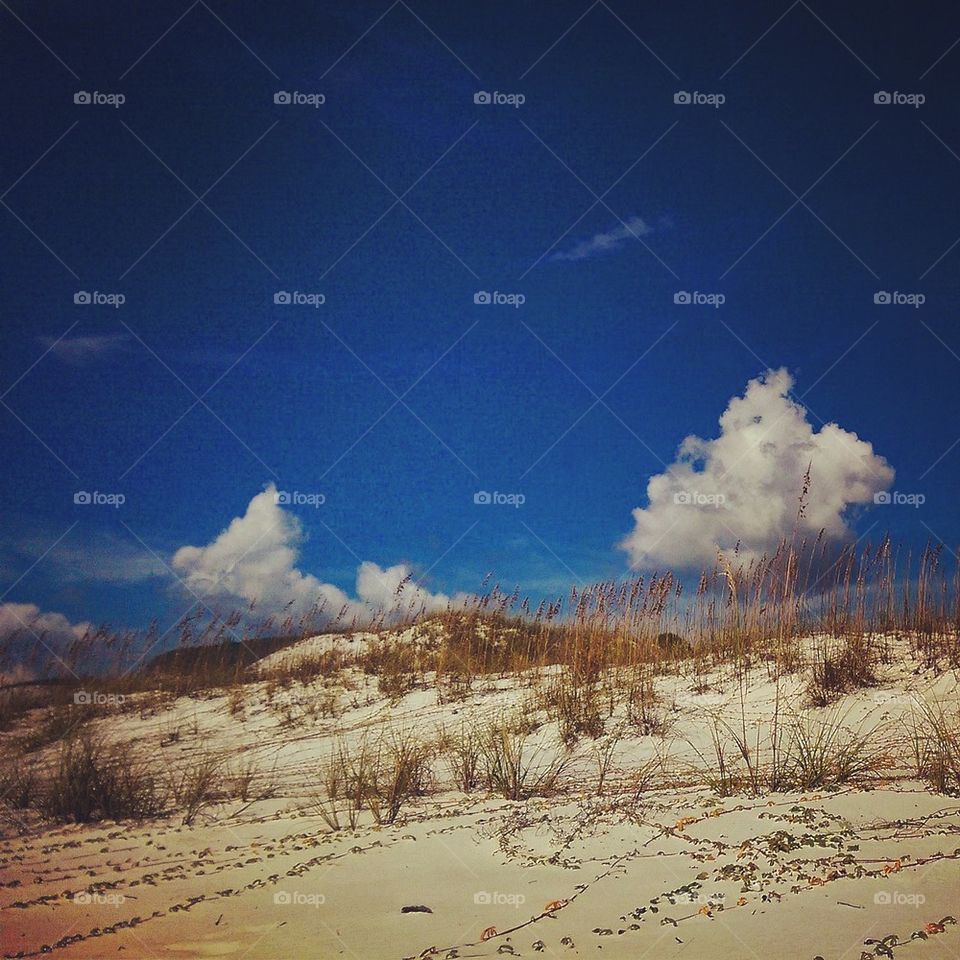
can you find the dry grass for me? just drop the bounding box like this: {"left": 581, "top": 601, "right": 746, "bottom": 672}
{"left": 623, "top": 668, "right": 670, "bottom": 735}
{"left": 262, "top": 647, "right": 353, "bottom": 687}
{"left": 591, "top": 723, "right": 627, "bottom": 796}
{"left": 360, "top": 639, "right": 423, "bottom": 699}
{"left": 477, "top": 715, "right": 571, "bottom": 800}
{"left": 692, "top": 706, "right": 886, "bottom": 796}
{"left": 3, "top": 527, "right": 958, "bottom": 702}
{"left": 315, "top": 729, "right": 433, "bottom": 828}
{"left": 2, "top": 525, "right": 959, "bottom": 820}
{"left": 910, "top": 697, "right": 960, "bottom": 794}
{"left": 0, "top": 761, "right": 38, "bottom": 810}
{"left": 808, "top": 638, "right": 877, "bottom": 706}
{"left": 0, "top": 732, "right": 248, "bottom": 825}
{"left": 14, "top": 702, "right": 100, "bottom": 752}
{"left": 167, "top": 754, "right": 225, "bottom": 825}
{"left": 539, "top": 672, "right": 607, "bottom": 745}
{"left": 40, "top": 734, "right": 168, "bottom": 823}
{"left": 224, "top": 754, "right": 272, "bottom": 802}
{"left": 440, "top": 721, "right": 483, "bottom": 792}
{"left": 781, "top": 710, "right": 886, "bottom": 789}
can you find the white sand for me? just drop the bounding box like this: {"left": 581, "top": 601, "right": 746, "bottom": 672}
{"left": 2, "top": 632, "right": 959, "bottom": 959}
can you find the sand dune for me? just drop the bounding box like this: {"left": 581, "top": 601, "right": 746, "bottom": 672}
{"left": 2, "top": 631, "right": 958, "bottom": 959}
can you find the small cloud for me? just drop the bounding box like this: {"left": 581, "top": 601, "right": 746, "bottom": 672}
{"left": 40, "top": 333, "right": 130, "bottom": 365}
{"left": 550, "top": 216, "right": 652, "bottom": 262}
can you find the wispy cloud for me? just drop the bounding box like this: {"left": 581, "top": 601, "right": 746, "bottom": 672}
{"left": 550, "top": 216, "right": 653, "bottom": 262}
{"left": 40, "top": 333, "right": 131, "bottom": 365}
{"left": 8, "top": 530, "right": 168, "bottom": 585}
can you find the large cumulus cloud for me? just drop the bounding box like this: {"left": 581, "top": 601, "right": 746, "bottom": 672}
{"left": 620, "top": 368, "right": 894, "bottom": 571}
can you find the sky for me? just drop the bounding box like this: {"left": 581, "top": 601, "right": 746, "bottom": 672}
{"left": 2, "top": 0, "right": 959, "bottom": 661}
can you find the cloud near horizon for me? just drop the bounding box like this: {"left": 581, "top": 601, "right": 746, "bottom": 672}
{"left": 620, "top": 368, "right": 895, "bottom": 571}
{"left": 171, "top": 484, "right": 453, "bottom": 622}
{"left": 0, "top": 602, "right": 92, "bottom": 682}
{"left": 550, "top": 216, "right": 652, "bottom": 262}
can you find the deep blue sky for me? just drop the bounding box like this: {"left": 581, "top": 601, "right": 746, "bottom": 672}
{"left": 2, "top": 0, "right": 959, "bottom": 634}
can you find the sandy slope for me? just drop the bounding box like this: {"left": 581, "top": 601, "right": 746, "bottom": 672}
{"left": 2, "top": 635, "right": 959, "bottom": 960}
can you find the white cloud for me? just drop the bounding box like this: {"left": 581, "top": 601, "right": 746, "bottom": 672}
{"left": 0, "top": 602, "right": 92, "bottom": 682}
{"left": 551, "top": 216, "right": 652, "bottom": 262}
{"left": 620, "top": 368, "right": 895, "bottom": 571}
{"left": 171, "top": 484, "right": 451, "bottom": 622}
